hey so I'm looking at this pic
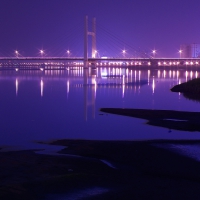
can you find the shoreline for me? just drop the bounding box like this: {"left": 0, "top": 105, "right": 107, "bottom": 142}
{"left": 1, "top": 139, "right": 200, "bottom": 199}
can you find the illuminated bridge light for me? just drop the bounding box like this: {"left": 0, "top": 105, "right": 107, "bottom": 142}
{"left": 196, "top": 62, "right": 199, "bottom": 65}
{"left": 191, "top": 62, "right": 193, "bottom": 65}
{"left": 158, "top": 62, "right": 161, "bottom": 65}
{"left": 164, "top": 62, "right": 166, "bottom": 65}
{"left": 186, "top": 62, "right": 188, "bottom": 65}
{"left": 148, "top": 62, "right": 151, "bottom": 66}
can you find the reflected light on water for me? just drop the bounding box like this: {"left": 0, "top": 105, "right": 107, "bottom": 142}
{"left": 157, "top": 70, "right": 160, "bottom": 79}
{"left": 169, "top": 70, "right": 172, "bottom": 78}
{"left": 1, "top": 67, "right": 200, "bottom": 148}
{"left": 15, "top": 79, "right": 18, "bottom": 96}
{"left": 177, "top": 70, "right": 179, "bottom": 81}
{"left": 40, "top": 79, "right": 44, "bottom": 97}
{"left": 122, "top": 75, "right": 125, "bottom": 98}
{"left": 139, "top": 70, "right": 141, "bottom": 81}
{"left": 163, "top": 70, "right": 166, "bottom": 78}
{"left": 67, "top": 80, "right": 70, "bottom": 97}
{"left": 173, "top": 71, "right": 175, "bottom": 79}
{"left": 135, "top": 70, "right": 136, "bottom": 82}
{"left": 126, "top": 68, "right": 129, "bottom": 77}
{"left": 148, "top": 70, "right": 150, "bottom": 85}
{"left": 185, "top": 71, "right": 188, "bottom": 82}
{"left": 101, "top": 68, "right": 107, "bottom": 77}
{"left": 152, "top": 77, "right": 155, "bottom": 93}
{"left": 190, "top": 71, "right": 193, "bottom": 79}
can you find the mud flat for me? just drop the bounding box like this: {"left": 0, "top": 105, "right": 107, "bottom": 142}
{"left": 1, "top": 139, "right": 200, "bottom": 199}
{"left": 171, "top": 78, "right": 200, "bottom": 93}
{"left": 171, "top": 78, "right": 200, "bottom": 102}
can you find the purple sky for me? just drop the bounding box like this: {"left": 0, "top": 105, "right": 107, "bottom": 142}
{"left": 0, "top": 0, "right": 199, "bottom": 57}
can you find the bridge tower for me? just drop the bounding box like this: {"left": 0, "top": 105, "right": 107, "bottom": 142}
{"left": 84, "top": 16, "right": 96, "bottom": 65}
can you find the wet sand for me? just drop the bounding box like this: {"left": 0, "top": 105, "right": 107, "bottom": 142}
{"left": 1, "top": 139, "right": 200, "bottom": 199}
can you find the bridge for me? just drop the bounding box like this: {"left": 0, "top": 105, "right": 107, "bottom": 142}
{"left": 0, "top": 57, "right": 199, "bottom": 70}
{"left": 0, "top": 16, "right": 200, "bottom": 70}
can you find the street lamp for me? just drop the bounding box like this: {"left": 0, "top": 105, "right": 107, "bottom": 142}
{"left": 15, "top": 50, "right": 19, "bottom": 58}
{"left": 94, "top": 50, "right": 99, "bottom": 58}
{"left": 122, "top": 50, "right": 126, "bottom": 58}
{"left": 66, "top": 50, "right": 70, "bottom": 57}
{"left": 152, "top": 50, "right": 156, "bottom": 58}
{"left": 179, "top": 50, "right": 182, "bottom": 58}
{"left": 40, "top": 50, "right": 44, "bottom": 57}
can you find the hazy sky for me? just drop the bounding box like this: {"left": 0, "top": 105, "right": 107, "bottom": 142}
{"left": 0, "top": 0, "right": 199, "bottom": 57}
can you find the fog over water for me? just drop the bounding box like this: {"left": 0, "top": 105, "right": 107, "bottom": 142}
{"left": 0, "top": 66, "right": 200, "bottom": 150}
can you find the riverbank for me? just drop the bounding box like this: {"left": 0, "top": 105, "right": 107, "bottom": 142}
{"left": 1, "top": 139, "right": 200, "bottom": 199}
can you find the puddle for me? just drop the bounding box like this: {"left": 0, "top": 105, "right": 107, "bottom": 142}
{"left": 154, "top": 143, "right": 200, "bottom": 162}
{"left": 0, "top": 142, "right": 117, "bottom": 169}
{"left": 100, "top": 159, "right": 117, "bottom": 169}
{"left": 0, "top": 142, "right": 65, "bottom": 154}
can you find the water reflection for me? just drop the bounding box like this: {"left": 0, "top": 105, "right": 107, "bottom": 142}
{"left": 1, "top": 66, "right": 200, "bottom": 149}
{"left": 6, "top": 68, "right": 200, "bottom": 95}
{"left": 40, "top": 79, "right": 44, "bottom": 97}
{"left": 15, "top": 78, "right": 18, "bottom": 96}
{"left": 67, "top": 80, "right": 70, "bottom": 98}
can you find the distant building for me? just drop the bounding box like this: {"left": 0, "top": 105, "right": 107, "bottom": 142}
{"left": 180, "top": 43, "right": 200, "bottom": 58}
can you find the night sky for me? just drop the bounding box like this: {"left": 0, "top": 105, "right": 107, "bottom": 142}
{"left": 0, "top": 0, "right": 199, "bottom": 57}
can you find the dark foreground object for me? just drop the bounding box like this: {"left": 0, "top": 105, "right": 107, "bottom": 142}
{"left": 100, "top": 108, "right": 200, "bottom": 131}
{"left": 171, "top": 78, "right": 200, "bottom": 93}
{"left": 1, "top": 140, "right": 200, "bottom": 199}
{"left": 171, "top": 78, "right": 200, "bottom": 102}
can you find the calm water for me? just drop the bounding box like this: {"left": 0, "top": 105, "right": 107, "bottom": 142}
{"left": 1, "top": 66, "right": 200, "bottom": 150}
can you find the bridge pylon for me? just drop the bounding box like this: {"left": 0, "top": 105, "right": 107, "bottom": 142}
{"left": 84, "top": 16, "right": 96, "bottom": 66}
